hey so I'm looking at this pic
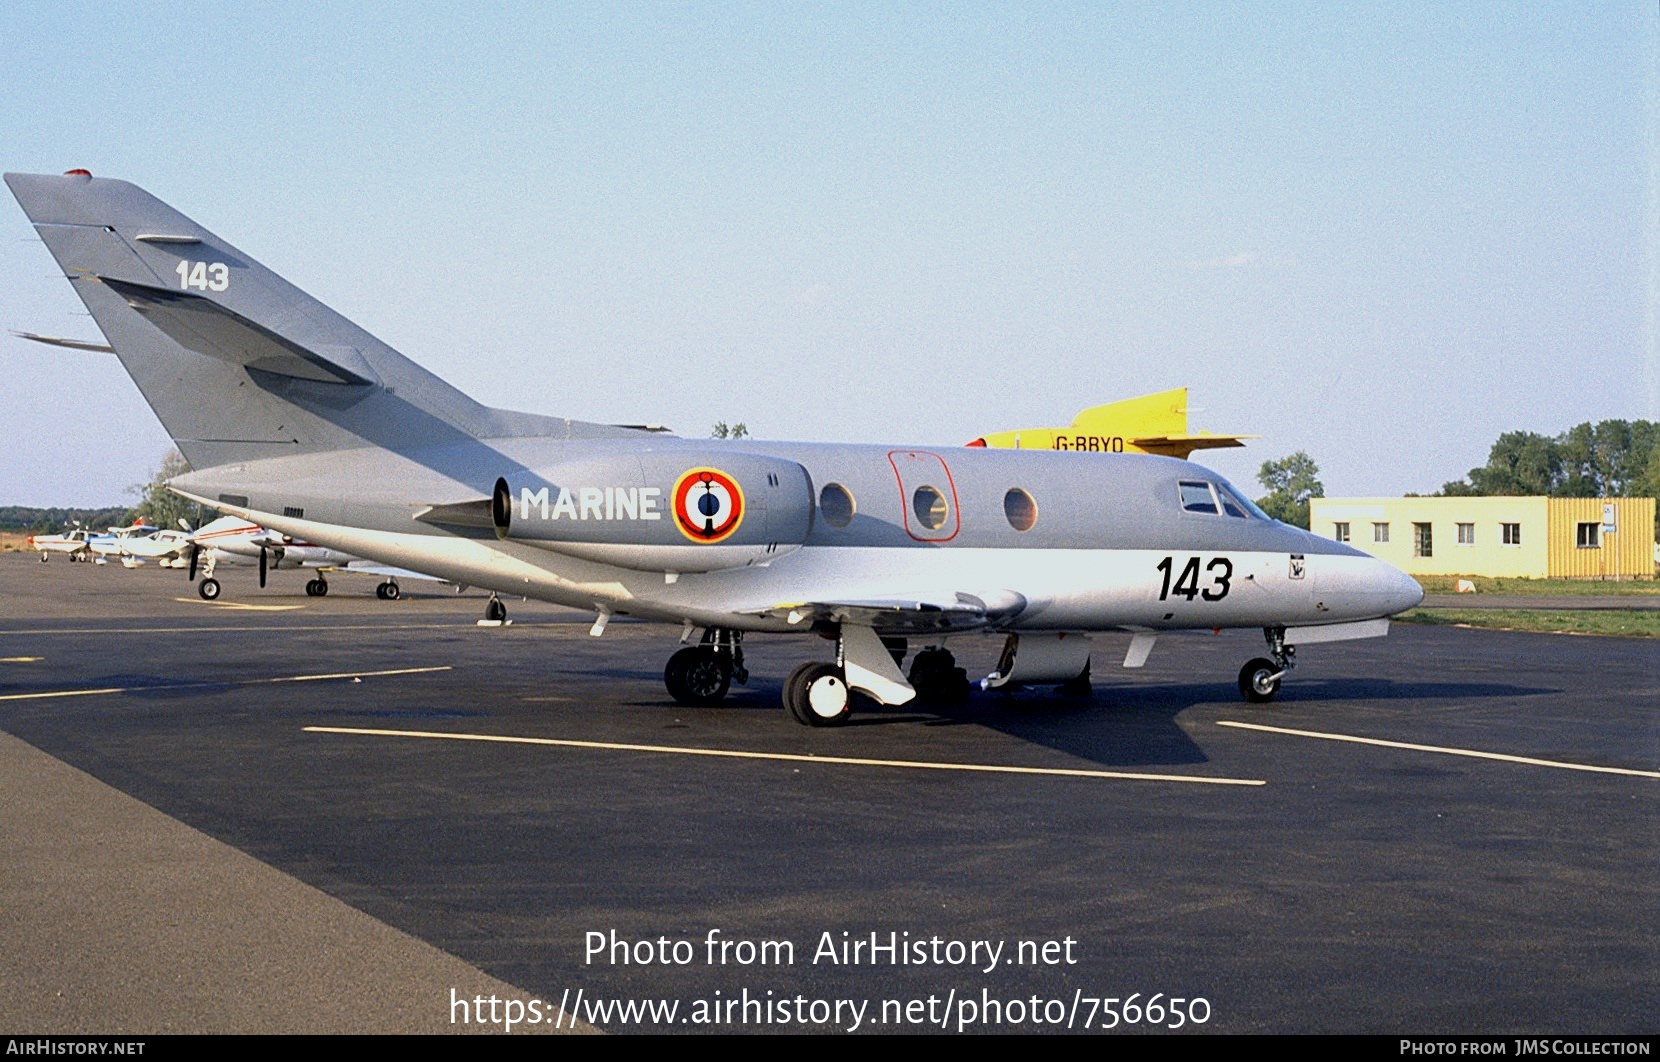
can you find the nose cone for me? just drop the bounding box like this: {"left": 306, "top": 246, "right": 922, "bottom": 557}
{"left": 1313, "top": 555, "right": 1425, "bottom": 619}
{"left": 1380, "top": 562, "right": 1425, "bottom": 615}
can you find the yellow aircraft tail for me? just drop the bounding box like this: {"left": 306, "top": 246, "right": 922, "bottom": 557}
{"left": 967, "top": 387, "right": 1255, "bottom": 460}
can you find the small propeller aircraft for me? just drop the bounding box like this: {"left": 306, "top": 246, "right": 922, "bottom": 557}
{"left": 183, "top": 514, "right": 434, "bottom": 601}
{"left": 27, "top": 526, "right": 96, "bottom": 562}
{"left": 7, "top": 171, "right": 1422, "bottom": 725}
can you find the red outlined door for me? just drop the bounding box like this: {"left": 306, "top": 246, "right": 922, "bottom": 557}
{"left": 888, "top": 450, "right": 960, "bottom": 542}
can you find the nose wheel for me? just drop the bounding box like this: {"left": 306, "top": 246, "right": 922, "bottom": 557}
{"left": 1239, "top": 627, "right": 1294, "bottom": 703}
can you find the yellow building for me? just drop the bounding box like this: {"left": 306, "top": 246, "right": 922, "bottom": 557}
{"left": 1308, "top": 496, "right": 1655, "bottom": 580}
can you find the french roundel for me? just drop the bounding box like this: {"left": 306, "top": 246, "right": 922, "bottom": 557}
{"left": 672, "top": 468, "right": 745, "bottom": 543}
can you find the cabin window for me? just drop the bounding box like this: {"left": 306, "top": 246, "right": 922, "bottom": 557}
{"left": 1178, "top": 481, "right": 1218, "bottom": 514}
{"left": 1333, "top": 522, "right": 1350, "bottom": 543}
{"left": 912, "top": 485, "right": 949, "bottom": 531}
{"left": 1501, "top": 523, "right": 1521, "bottom": 546}
{"left": 819, "top": 483, "right": 855, "bottom": 529}
{"left": 1577, "top": 522, "right": 1600, "bottom": 549}
{"left": 1004, "top": 488, "right": 1037, "bottom": 532}
{"left": 1457, "top": 522, "right": 1475, "bottom": 545}
{"left": 1373, "top": 522, "right": 1389, "bottom": 544}
{"left": 1413, "top": 522, "right": 1433, "bottom": 558}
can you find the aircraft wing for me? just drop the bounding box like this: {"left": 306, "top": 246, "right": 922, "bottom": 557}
{"left": 744, "top": 589, "right": 1027, "bottom": 635}
{"left": 1131, "top": 432, "right": 1256, "bottom": 455}
{"left": 331, "top": 561, "right": 450, "bottom": 584}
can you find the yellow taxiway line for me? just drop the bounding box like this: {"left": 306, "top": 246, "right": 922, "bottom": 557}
{"left": 305, "top": 725, "right": 1267, "bottom": 786}
{"left": 0, "top": 666, "right": 451, "bottom": 703}
{"left": 1217, "top": 720, "right": 1659, "bottom": 779}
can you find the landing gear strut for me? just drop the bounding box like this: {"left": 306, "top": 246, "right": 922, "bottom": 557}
{"left": 663, "top": 629, "right": 745, "bottom": 706}
{"left": 1239, "top": 627, "right": 1295, "bottom": 703}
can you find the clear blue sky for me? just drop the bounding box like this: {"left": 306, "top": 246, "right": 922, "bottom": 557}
{"left": 3, "top": 2, "right": 1654, "bottom": 507}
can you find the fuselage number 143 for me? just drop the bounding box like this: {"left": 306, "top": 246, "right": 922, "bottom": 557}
{"left": 1156, "top": 556, "right": 1233, "bottom": 602}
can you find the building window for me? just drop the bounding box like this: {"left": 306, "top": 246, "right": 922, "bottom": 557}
{"left": 1577, "top": 522, "right": 1600, "bottom": 549}
{"left": 1373, "top": 522, "right": 1389, "bottom": 544}
{"left": 1457, "top": 522, "right": 1474, "bottom": 545}
{"left": 1501, "top": 523, "right": 1521, "bottom": 546}
{"left": 1333, "top": 522, "right": 1350, "bottom": 543}
{"left": 1413, "top": 522, "right": 1433, "bottom": 558}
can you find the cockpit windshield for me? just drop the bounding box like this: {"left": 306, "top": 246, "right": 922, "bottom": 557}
{"left": 1178, "top": 478, "right": 1270, "bottom": 520}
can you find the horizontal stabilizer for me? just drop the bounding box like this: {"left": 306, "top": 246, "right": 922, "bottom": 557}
{"left": 10, "top": 330, "right": 114, "bottom": 353}
{"left": 102, "top": 278, "right": 377, "bottom": 386}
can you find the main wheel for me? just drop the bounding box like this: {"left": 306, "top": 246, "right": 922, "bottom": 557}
{"left": 484, "top": 596, "right": 507, "bottom": 622}
{"left": 783, "top": 662, "right": 852, "bottom": 727}
{"left": 198, "top": 577, "right": 222, "bottom": 601}
{"left": 1239, "top": 657, "right": 1281, "bottom": 703}
{"left": 377, "top": 581, "right": 400, "bottom": 600}
{"left": 664, "top": 646, "right": 731, "bottom": 706}
{"left": 908, "top": 648, "right": 970, "bottom": 706}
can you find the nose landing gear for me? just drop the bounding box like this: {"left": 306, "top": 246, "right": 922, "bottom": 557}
{"left": 1239, "top": 627, "right": 1294, "bottom": 703}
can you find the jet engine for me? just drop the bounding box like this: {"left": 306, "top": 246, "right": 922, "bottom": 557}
{"left": 492, "top": 449, "right": 814, "bottom": 573}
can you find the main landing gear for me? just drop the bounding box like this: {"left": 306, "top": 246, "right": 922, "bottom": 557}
{"left": 1238, "top": 627, "right": 1295, "bottom": 703}
{"left": 664, "top": 628, "right": 746, "bottom": 706}
{"left": 304, "top": 577, "right": 329, "bottom": 597}
{"left": 375, "top": 580, "right": 400, "bottom": 600}
{"left": 658, "top": 627, "right": 973, "bottom": 727}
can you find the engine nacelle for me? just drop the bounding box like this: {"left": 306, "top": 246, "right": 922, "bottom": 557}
{"left": 492, "top": 450, "right": 814, "bottom": 573}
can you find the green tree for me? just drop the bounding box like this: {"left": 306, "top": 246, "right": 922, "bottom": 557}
{"left": 1436, "top": 419, "right": 1660, "bottom": 540}
{"left": 127, "top": 449, "right": 210, "bottom": 530}
{"left": 711, "top": 421, "right": 749, "bottom": 439}
{"left": 1255, "top": 451, "right": 1323, "bottom": 529}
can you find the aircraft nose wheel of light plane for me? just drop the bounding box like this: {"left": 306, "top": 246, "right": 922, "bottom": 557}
{"left": 305, "top": 578, "right": 329, "bottom": 597}
{"left": 375, "top": 580, "right": 400, "bottom": 600}
{"left": 783, "top": 662, "right": 852, "bottom": 727}
{"left": 197, "top": 577, "right": 222, "bottom": 601}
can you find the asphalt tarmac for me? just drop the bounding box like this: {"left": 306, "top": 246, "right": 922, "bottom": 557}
{"left": 0, "top": 554, "right": 1654, "bottom": 1034}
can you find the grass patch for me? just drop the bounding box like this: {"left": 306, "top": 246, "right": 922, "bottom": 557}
{"left": 1415, "top": 575, "right": 1659, "bottom": 597}
{"left": 0, "top": 532, "right": 36, "bottom": 553}
{"left": 1396, "top": 608, "right": 1660, "bottom": 638}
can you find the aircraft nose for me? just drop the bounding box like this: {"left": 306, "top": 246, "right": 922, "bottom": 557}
{"left": 1379, "top": 562, "right": 1425, "bottom": 615}
{"left": 1314, "top": 555, "right": 1424, "bottom": 618}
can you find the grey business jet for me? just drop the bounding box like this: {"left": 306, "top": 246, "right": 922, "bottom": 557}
{"left": 6, "top": 171, "right": 1422, "bottom": 726}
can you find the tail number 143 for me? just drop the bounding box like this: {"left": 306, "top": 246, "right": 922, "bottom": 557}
{"left": 1156, "top": 556, "right": 1233, "bottom": 602}
{"left": 175, "top": 261, "right": 229, "bottom": 292}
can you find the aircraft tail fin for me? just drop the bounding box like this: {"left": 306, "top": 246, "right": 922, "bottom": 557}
{"left": 6, "top": 171, "right": 629, "bottom": 471}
